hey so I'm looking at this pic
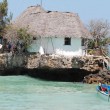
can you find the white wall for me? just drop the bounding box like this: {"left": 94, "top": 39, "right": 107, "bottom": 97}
{"left": 28, "top": 39, "right": 41, "bottom": 52}
{"left": 28, "top": 37, "right": 85, "bottom": 56}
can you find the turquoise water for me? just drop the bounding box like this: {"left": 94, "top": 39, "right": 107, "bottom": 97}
{"left": 0, "top": 76, "right": 110, "bottom": 110}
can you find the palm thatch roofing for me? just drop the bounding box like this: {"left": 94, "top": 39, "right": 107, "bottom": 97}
{"left": 13, "top": 5, "right": 91, "bottom": 38}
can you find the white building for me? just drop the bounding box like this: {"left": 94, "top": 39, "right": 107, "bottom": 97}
{"left": 13, "top": 5, "right": 91, "bottom": 57}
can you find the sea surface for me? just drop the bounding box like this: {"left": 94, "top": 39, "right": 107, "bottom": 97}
{"left": 0, "top": 76, "right": 110, "bottom": 110}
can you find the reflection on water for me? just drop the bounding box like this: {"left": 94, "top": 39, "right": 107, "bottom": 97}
{"left": 0, "top": 76, "right": 109, "bottom": 110}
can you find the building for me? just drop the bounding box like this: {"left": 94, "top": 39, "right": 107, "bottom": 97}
{"left": 13, "top": 5, "right": 91, "bottom": 56}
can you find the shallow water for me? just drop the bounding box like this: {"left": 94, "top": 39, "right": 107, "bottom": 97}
{"left": 0, "top": 76, "right": 109, "bottom": 110}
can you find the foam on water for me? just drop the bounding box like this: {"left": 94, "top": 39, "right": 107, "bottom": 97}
{"left": 0, "top": 76, "right": 109, "bottom": 110}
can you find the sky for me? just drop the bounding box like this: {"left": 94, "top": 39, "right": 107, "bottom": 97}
{"left": 0, "top": 0, "right": 110, "bottom": 24}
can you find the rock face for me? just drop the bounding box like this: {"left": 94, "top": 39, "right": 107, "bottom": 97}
{"left": 0, "top": 53, "right": 106, "bottom": 71}
{"left": 26, "top": 68, "right": 97, "bottom": 82}
{"left": 0, "top": 53, "right": 110, "bottom": 83}
{"left": 0, "top": 53, "right": 26, "bottom": 70}
{"left": 26, "top": 54, "right": 105, "bottom": 72}
{"left": 83, "top": 68, "right": 110, "bottom": 84}
{"left": 0, "top": 54, "right": 7, "bottom": 70}
{"left": 26, "top": 54, "right": 73, "bottom": 69}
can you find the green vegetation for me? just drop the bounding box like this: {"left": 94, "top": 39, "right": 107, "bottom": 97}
{"left": 87, "top": 19, "right": 110, "bottom": 49}
{"left": 0, "top": 0, "right": 12, "bottom": 36}
{"left": 17, "top": 28, "right": 32, "bottom": 49}
{"left": 87, "top": 19, "right": 110, "bottom": 55}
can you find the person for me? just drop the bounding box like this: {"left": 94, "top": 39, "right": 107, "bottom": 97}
{"left": 101, "top": 86, "right": 107, "bottom": 92}
{"left": 98, "top": 82, "right": 102, "bottom": 90}
{"left": 7, "top": 42, "right": 12, "bottom": 52}
{"left": 99, "top": 82, "right": 107, "bottom": 92}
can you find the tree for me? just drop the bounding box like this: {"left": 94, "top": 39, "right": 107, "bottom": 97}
{"left": 0, "top": 0, "right": 7, "bottom": 17}
{"left": 0, "top": 0, "right": 12, "bottom": 36}
{"left": 87, "top": 19, "right": 110, "bottom": 49}
{"left": 3, "top": 25, "right": 33, "bottom": 53}
{"left": 17, "top": 28, "right": 32, "bottom": 50}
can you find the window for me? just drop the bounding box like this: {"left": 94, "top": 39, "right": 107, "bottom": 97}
{"left": 0, "top": 37, "right": 3, "bottom": 44}
{"left": 64, "top": 37, "right": 71, "bottom": 45}
{"left": 81, "top": 38, "right": 85, "bottom": 46}
{"left": 81, "top": 38, "right": 87, "bottom": 46}
{"left": 33, "top": 37, "right": 36, "bottom": 40}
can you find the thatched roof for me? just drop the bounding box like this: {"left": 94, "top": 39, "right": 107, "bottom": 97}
{"left": 13, "top": 5, "right": 91, "bottom": 38}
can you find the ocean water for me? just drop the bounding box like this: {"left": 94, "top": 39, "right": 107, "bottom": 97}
{"left": 0, "top": 76, "right": 109, "bottom": 110}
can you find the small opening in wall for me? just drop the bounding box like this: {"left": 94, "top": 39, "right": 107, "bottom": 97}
{"left": 81, "top": 38, "right": 87, "bottom": 46}
{"left": 81, "top": 38, "right": 85, "bottom": 46}
{"left": 64, "top": 37, "right": 71, "bottom": 45}
{"left": 0, "top": 36, "right": 3, "bottom": 44}
{"left": 33, "top": 37, "right": 36, "bottom": 40}
{"left": 47, "top": 11, "right": 52, "bottom": 13}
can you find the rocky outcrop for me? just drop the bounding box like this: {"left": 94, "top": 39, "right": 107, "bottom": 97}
{"left": 26, "top": 54, "right": 106, "bottom": 71}
{"left": 0, "top": 53, "right": 110, "bottom": 83}
{"left": 0, "top": 54, "right": 7, "bottom": 70}
{"left": 83, "top": 69, "right": 110, "bottom": 84}
{"left": 26, "top": 54, "right": 72, "bottom": 68}
{"left": 0, "top": 53, "right": 26, "bottom": 69}
{"left": 0, "top": 53, "right": 107, "bottom": 70}
{"left": 26, "top": 68, "right": 97, "bottom": 82}
{"left": 81, "top": 56, "right": 110, "bottom": 84}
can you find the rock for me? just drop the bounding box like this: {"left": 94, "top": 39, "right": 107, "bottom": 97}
{"left": 0, "top": 52, "right": 110, "bottom": 83}
{"left": 83, "top": 68, "right": 110, "bottom": 84}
